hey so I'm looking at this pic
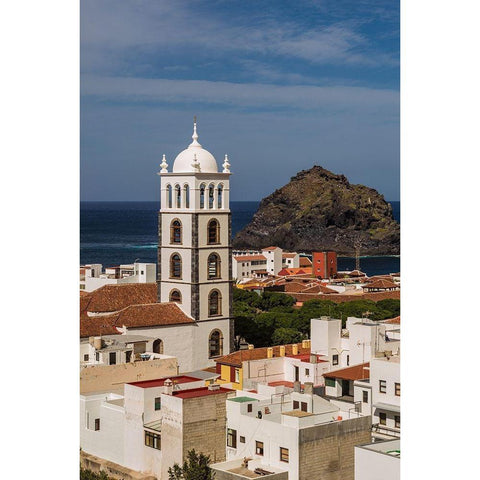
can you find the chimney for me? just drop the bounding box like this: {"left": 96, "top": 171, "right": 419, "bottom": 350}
{"left": 279, "top": 345, "right": 286, "bottom": 357}
{"left": 304, "top": 382, "right": 314, "bottom": 395}
{"left": 208, "top": 383, "right": 221, "bottom": 391}
{"left": 302, "top": 339, "right": 308, "bottom": 348}
{"left": 164, "top": 379, "right": 173, "bottom": 395}
{"left": 248, "top": 344, "right": 254, "bottom": 350}
{"left": 93, "top": 336, "right": 102, "bottom": 350}
{"left": 292, "top": 344, "right": 298, "bottom": 355}
{"left": 310, "top": 354, "right": 317, "bottom": 364}
{"left": 267, "top": 347, "right": 273, "bottom": 358}
{"left": 293, "top": 381, "right": 301, "bottom": 393}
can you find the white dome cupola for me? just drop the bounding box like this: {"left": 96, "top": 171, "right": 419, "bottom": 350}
{"left": 172, "top": 119, "right": 218, "bottom": 173}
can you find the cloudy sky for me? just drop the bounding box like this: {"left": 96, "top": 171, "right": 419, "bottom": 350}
{"left": 81, "top": 0, "right": 399, "bottom": 202}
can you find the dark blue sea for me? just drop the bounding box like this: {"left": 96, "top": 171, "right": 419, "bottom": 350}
{"left": 80, "top": 201, "right": 400, "bottom": 276}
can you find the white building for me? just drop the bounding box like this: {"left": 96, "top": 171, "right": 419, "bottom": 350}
{"left": 157, "top": 120, "right": 233, "bottom": 362}
{"left": 354, "top": 439, "right": 400, "bottom": 480}
{"left": 233, "top": 247, "right": 300, "bottom": 281}
{"left": 213, "top": 383, "right": 371, "bottom": 480}
{"left": 80, "top": 375, "right": 233, "bottom": 479}
{"left": 80, "top": 263, "right": 156, "bottom": 292}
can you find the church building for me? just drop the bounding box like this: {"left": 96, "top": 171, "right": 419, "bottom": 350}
{"left": 157, "top": 119, "right": 233, "bottom": 370}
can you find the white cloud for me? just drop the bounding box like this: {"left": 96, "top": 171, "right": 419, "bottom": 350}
{"left": 81, "top": 75, "right": 398, "bottom": 115}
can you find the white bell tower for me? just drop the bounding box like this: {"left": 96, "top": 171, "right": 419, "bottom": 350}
{"left": 157, "top": 119, "right": 233, "bottom": 368}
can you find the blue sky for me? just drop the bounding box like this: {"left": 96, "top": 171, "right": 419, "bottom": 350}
{"left": 81, "top": 0, "right": 399, "bottom": 201}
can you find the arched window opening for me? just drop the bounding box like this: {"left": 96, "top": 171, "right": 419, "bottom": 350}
{"left": 175, "top": 184, "right": 181, "bottom": 208}
{"left": 208, "top": 219, "right": 220, "bottom": 244}
{"left": 209, "top": 330, "right": 223, "bottom": 358}
{"left": 167, "top": 184, "right": 172, "bottom": 208}
{"left": 217, "top": 184, "right": 223, "bottom": 209}
{"left": 208, "top": 184, "right": 215, "bottom": 209}
{"left": 208, "top": 253, "right": 221, "bottom": 279}
{"left": 208, "top": 290, "right": 222, "bottom": 316}
{"left": 170, "top": 253, "right": 182, "bottom": 279}
{"left": 153, "top": 339, "right": 164, "bottom": 355}
{"left": 200, "top": 184, "right": 206, "bottom": 209}
{"left": 184, "top": 184, "right": 190, "bottom": 208}
{"left": 170, "top": 219, "right": 182, "bottom": 244}
{"left": 169, "top": 289, "right": 182, "bottom": 303}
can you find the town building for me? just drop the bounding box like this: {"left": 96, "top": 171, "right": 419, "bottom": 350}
{"left": 80, "top": 375, "right": 234, "bottom": 479}
{"left": 211, "top": 383, "right": 371, "bottom": 480}
{"left": 312, "top": 251, "right": 338, "bottom": 279}
{"left": 354, "top": 439, "right": 400, "bottom": 480}
{"left": 233, "top": 247, "right": 301, "bottom": 281}
{"left": 80, "top": 263, "right": 156, "bottom": 292}
{"left": 156, "top": 120, "right": 233, "bottom": 362}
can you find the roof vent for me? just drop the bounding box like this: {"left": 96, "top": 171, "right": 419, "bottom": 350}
{"left": 208, "top": 383, "right": 221, "bottom": 391}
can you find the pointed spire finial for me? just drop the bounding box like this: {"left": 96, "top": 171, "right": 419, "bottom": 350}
{"left": 189, "top": 115, "right": 201, "bottom": 147}
{"left": 222, "top": 154, "right": 231, "bottom": 173}
{"left": 159, "top": 153, "right": 168, "bottom": 173}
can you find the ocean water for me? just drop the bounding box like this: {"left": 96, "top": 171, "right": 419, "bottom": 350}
{"left": 80, "top": 201, "right": 400, "bottom": 276}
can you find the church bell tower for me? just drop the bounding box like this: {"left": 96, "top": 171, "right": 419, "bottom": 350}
{"left": 157, "top": 119, "right": 233, "bottom": 367}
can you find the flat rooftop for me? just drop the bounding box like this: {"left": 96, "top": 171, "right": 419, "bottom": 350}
{"left": 128, "top": 375, "right": 200, "bottom": 388}
{"left": 173, "top": 387, "right": 232, "bottom": 399}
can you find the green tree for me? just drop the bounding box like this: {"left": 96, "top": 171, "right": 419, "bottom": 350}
{"left": 272, "top": 327, "right": 304, "bottom": 345}
{"left": 168, "top": 449, "right": 215, "bottom": 480}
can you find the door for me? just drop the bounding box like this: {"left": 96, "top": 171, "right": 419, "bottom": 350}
{"left": 294, "top": 366, "right": 299, "bottom": 382}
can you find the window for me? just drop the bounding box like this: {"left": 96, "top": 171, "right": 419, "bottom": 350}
{"left": 208, "top": 184, "right": 214, "bottom": 208}
{"left": 325, "top": 378, "right": 336, "bottom": 388}
{"left": 95, "top": 352, "right": 99, "bottom": 362}
{"left": 209, "top": 330, "right": 223, "bottom": 358}
{"left": 170, "top": 253, "right": 182, "bottom": 279}
{"left": 170, "top": 219, "right": 182, "bottom": 244}
{"left": 227, "top": 428, "right": 237, "bottom": 448}
{"left": 208, "top": 219, "right": 220, "bottom": 244}
{"left": 208, "top": 253, "right": 221, "bottom": 279}
{"left": 301, "top": 402, "right": 308, "bottom": 412}
{"left": 125, "top": 351, "right": 132, "bottom": 363}
{"left": 235, "top": 368, "right": 240, "bottom": 383}
{"left": 293, "top": 400, "right": 299, "bottom": 409}
{"left": 395, "top": 382, "right": 400, "bottom": 396}
{"left": 347, "top": 355, "right": 350, "bottom": 366}
{"left": 153, "top": 339, "right": 164, "bottom": 354}
{"left": 280, "top": 447, "right": 289, "bottom": 463}
{"left": 305, "top": 368, "right": 310, "bottom": 376}
{"left": 217, "top": 184, "right": 223, "bottom": 208}
{"left": 247, "top": 404, "right": 253, "bottom": 413}
{"left": 200, "top": 184, "right": 206, "bottom": 209}
{"left": 379, "top": 380, "right": 387, "bottom": 393}
{"left": 167, "top": 184, "right": 172, "bottom": 208}
{"left": 240, "top": 436, "right": 245, "bottom": 443}
{"left": 184, "top": 184, "right": 190, "bottom": 208}
{"left": 332, "top": 354, "right": 339, "bottom": 366}
{"left": 109, "top": 352, "right": 116, "bottom": 365}
{"left": 145, "top": 431, "right": 161, "bottom": 450}
{"left": 379, "top": 412, "right": 387, "bottom": 426}
{"left": 362, "top": 390, "right": 369, "bottom": 403}
{"left": 169, "top": 289, "right": 182, "bottom": 303}
{"left": 94, "top": 418, "right": 100, "bottom": 431}
{"left": 208, "top": 290, "right": 222, "bottom": 316}
{"left": 154, "top": 397, "right": 161, "bottom": 411}
{"left": 83, "top": 354, "right": 89, "bottom": 362}
{"left": 395, "top": 415, "right": 400, "bottom": 428}
{"left": 175, "top": 184, "right": 181, "bottom": 208}
{"left": 255, "top": 441, "right": 264, "bottom": 456}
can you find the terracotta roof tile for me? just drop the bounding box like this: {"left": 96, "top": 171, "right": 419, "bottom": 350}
{"left": 233, "top": 254, "right": 267, "bottom": 262}
{"left": 363, "top": 279, "right": 399, "bottom": 290}
{"left": 299, "top": 257, "right": 312, "bottom": 267}
{"left": 324, "top": 362, "right": 370, "bottom": 381}
{"left": 383, "top": 316, "right": 400, "bottom": 325}
{"left": 262, "top": 246, "right": 279, "bottom": 250}
{"left": 82, "top": 283, "right": 158, "bottom": 313}
{"left": 215, "top": 343, "right": 310, "bottom": 367}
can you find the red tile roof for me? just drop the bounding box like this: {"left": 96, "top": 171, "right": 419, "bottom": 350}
{"left": 216, "top": 343, "right": 310, "bottom": 367}
{"left": 80, "top": 302, "right": 194, "bottom": 338}
{"left": 383, "top": 316, "right": 401, "bottom": 325}
{"left": 82, "top": 283, "right": 158, "bottom": 313}
{"left": 299, "top": 257, "right": 312, "bottom": 267}
{"left": 173, "top": 386, "right": 233, "bottom": 399}
{"left": 363, "top": 279, "right": 399, "bottom": 290}
{"left": 233, "top": 254, "right": 267, "bottom": 262}
{"left": 324, "top": 363, "right": 370, "bottom": 381}
{"left": 262, "top": 246, "right": 279, "bottom": 250}
{"left": 129, "top": 375, "right": 200, "bottom": 388}
{"left": 282, "top": 253, "right": 297, "bottom": 258}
